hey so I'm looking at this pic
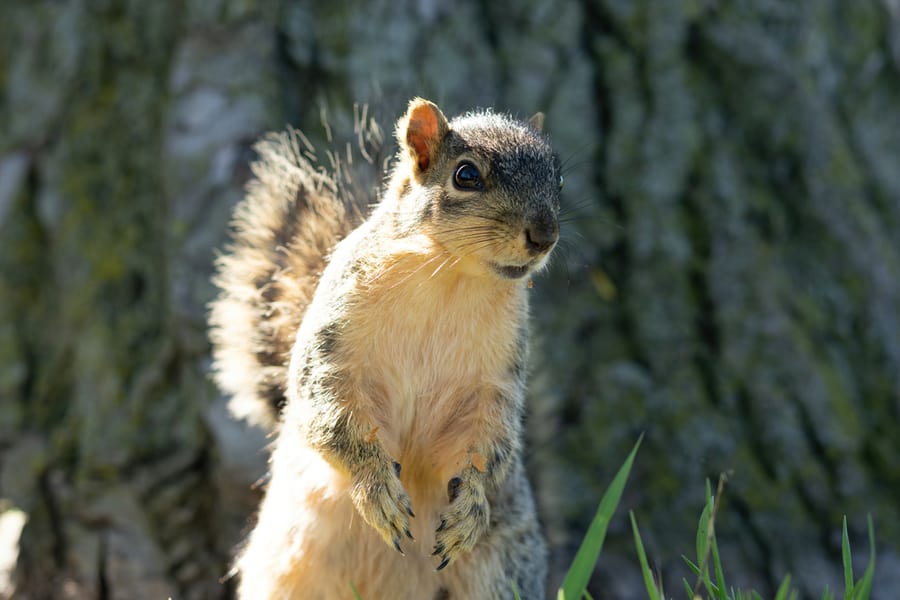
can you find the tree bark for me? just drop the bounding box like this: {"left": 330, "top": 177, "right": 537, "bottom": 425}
{"left": 1, "top": 1, "right": 898, "bottom": 599}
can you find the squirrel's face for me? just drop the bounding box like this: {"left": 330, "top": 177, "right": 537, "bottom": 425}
{"left": 395, "top": 99, "right": 561, "bottom": 281}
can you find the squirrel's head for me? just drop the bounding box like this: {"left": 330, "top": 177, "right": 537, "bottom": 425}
{"left": 390, "top": 98, "right": 561, "bottom": 281}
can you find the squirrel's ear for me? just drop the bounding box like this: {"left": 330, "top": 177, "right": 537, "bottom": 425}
{"left": 528, "top": 112, "right": 545, "bottom": 132}
{"left": 399, "top": 98, "right": 450, "bottom": 175}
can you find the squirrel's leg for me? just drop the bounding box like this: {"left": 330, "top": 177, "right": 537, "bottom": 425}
{"left": 305, "top": 377, "right": 415, "bottom": 554}
{"left": 432, "top": 384, "right": 524, "bottom": 570}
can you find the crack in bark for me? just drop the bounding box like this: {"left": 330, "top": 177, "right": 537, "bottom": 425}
{"left": 677, "top": 147, "right": 723, "bottom": 409}
{"left": 97, "top": 530, "right": 109, "bottom": 600}
{"left": 37, "top": 470, "right": 66, "bottom": 569}
{"left": 578, "top": 0, "right": 652, "bottom": 372}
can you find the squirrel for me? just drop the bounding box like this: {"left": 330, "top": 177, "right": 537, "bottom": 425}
{"left": 209, "top": 98, "right": 561, "bottom": 599}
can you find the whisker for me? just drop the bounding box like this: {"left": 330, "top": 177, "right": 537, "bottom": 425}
{"left": 560, "top": 140, "right": 597, "bottom": 171}
{"left": 561, "top": 216, "right": 625, "bottom": 232}
{"left": 559, "top": 229, "right": 586, "bottom": 243}
{"left": 560, "top": 196, "right": 599, "bottom": 215}
{"left": 465, "top": 214, "right": 509, "bottom": 226}
{"left": 428, "top": 254, "right": 456, "bottom": 279}
{"left": 446, "top": 226, "right": 499, "bottom": 235}
{"left": 385, "top": 251, "right": 450, "bottom": 290}
{"left": 453, "top": 239, "right": 503, "bottom": 254}
{"left": 449, "top": 234, "right": 500, "bottom": 244}
{"left": 554, "top": 239, "right": 594, "bottom": 279}
{"left": 442, "top": 231, "right": 502, "bottom": 243}
{"left": 560, "top": 155, "right": 594, "bottom": 176}
{"left": 427, "top": 255, "right": 463, "bottom": 282}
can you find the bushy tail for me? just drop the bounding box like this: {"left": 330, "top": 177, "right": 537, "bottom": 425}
{"left": 209, "top": 127, "right": 370, "bottom": 429}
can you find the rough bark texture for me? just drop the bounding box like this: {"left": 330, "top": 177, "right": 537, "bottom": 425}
{"left": 1, "top": 1, "right": 898, "bottom": 599}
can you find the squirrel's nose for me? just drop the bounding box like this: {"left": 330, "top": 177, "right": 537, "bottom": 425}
{"left": 525, "top": 223, "right": 559, "bottom": 255}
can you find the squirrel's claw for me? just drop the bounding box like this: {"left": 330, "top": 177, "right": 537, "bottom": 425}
{"left": 447, "top": 476, "right": 462, "bottom": 502}
{"left": 433, "top": 472, "right": 490, "bottom": 570}
{"left": 349, "top": 461, "right": 414, "bottom": 556}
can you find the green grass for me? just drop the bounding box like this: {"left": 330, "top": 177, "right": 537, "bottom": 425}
{"left": 353, "top": 436, "right": 876, "bottom": 599}
{"left": 560, "top": 437, "right": 878, "bottom": 600}
{"left": 557, "top": 434, "right": 643, "bottom": 600}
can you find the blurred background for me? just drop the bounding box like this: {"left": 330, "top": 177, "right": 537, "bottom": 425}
{"left": 1, "top": 1, "right": 899, "bottom": 598}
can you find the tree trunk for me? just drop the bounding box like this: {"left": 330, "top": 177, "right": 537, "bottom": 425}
{"left": 0, "top": 2, "right": 273, "bottom": 598}
{"left": 1, "top": 1, "right": 898, "bottom": 599}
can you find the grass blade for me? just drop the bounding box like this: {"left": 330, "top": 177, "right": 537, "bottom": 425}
{"left": 683, "top": 578, "right": 695, "bottom": 599}
{"left": 711, "top": 527, "right": 727, "bottom": 600}
{"left": 682, "top": 556, "right": 701, "bottom": 577}
{"left": 511, "top": 580, "right": 522, "bottom": 600}
{"left": 842, "top": 516, "right": 854, "bottom": 599}
{"left": 774, "top": 575, "right": 793, "bottom": 600}
{"left": 630, "top": 511, "right": 660, "bottom": 600}
{"left": 854, "top": 516, "right": 876, "bottom": 600}
{"left": 558, "top": 435, "right": 643, "bottom": 600}
{"left": 696, "top": 488, "right": 712, "bottom": 568}
{"left": 694, "top": 480, "right": 717, "bottom": 598}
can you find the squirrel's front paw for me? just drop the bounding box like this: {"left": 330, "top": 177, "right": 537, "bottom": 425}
{"left": 350, "top": 461, "right": 415, "bottom": 554}
{"left": 432, "top": 472, "right": 490, "bottom": 570}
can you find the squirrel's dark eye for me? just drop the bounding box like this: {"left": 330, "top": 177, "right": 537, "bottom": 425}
{"left": 453, "top": 162, "right": 483, "bottom": 191}
{"left": 558, "top": 175, "right": 565, "bottom": 191}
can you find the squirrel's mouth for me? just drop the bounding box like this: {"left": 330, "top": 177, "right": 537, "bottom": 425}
{"left": 492, "top": 262, "right": 532, "bottom": 279}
